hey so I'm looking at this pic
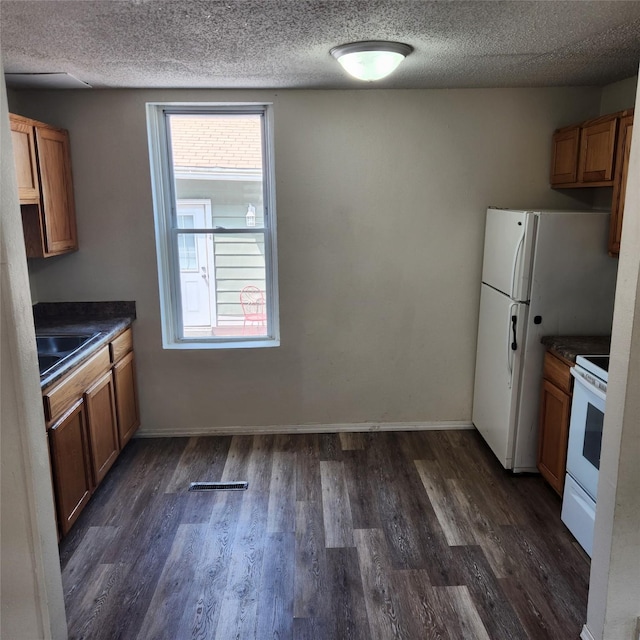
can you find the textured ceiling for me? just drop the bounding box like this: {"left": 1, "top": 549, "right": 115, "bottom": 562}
{"left": 2, "top": 0, "right": 640, "bottom": 90}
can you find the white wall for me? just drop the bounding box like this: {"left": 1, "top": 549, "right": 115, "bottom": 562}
{"left": 586, "top": 73, "right": 640, "bottom": 640}
{"left": 11, "top": 87, "right": 601, "bottom": 435}
{"left": 1, "top": 70, "right": 66, "bottom": 640}
{"left": 600, "top": 75, "right": 638, "bottom": 114}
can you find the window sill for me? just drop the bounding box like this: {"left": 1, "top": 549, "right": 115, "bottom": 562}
{"left": 162, "top": 338, "right": 280, "bottom": 350}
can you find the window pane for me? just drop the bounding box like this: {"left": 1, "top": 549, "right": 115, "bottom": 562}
{"left": 169, "top": 114, "right": 265, "bottom": 230}
{"left": 177, "top": 234, "right": 197, "bottom": 271}
{"left": 178, "top": 232, "right": 268, "bottom": 339}
{"left": 177, "top": 215, "right": 197, "bottom": 270}
{"left": 177, "top": 214, "right": 195, "bottom": 229}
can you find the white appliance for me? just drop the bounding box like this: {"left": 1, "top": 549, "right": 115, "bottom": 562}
{"left": 561, "top": 355, "right": 608, "bottom": 557}
{"left": 472, "top": 208, "right": 617, "bottom": 472}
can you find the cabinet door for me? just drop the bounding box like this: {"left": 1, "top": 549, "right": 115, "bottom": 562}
{"left": 542, "top": 352, "right": 572, "bottom": 394}
{"left": 9, "top": 117, "right": 39, "bottom": 202}
{"left": 609, "top": 115, "right": 633, "bottom": 255}
{"left": 113, "top": 351, "right": 140, "bottom": 448}
{"left": 537, "top": 379, "right": 571, "bottom": 496}
{"left": 49, "top": 400, "right": 93, "bottom": 536}
{"left": 35, "top": 126, "right": 78, "bottom": 255}
{"left": 85, "top": 370, "right": 120, "bottom": 485}
{"left": 550, "top": 127, "right": 579, "bottom": 185}
{"left": 577, "top": 117, "right": 617, "bottom": 184}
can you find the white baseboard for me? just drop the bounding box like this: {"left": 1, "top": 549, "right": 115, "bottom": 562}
{"left": 580, "top": 624, "right": 595, "bottom": 640}
{"left": 135, "top": 420, "right": 474, "bottom": 438}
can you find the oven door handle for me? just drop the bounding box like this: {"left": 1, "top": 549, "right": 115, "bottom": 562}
{"left": 571, "top": 368, "right": 607, "bottom": 402}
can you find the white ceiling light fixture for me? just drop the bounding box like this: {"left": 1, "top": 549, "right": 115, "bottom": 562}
{"left": 330, "top": 40, "right": 413, "bottom": 82}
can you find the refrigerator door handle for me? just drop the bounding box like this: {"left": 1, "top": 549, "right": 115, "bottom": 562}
{"left": 510, "top": 229, "right": 525, "bottom": 299}
{"left": 506, "top": 303, "right": 517, "bottom": 388}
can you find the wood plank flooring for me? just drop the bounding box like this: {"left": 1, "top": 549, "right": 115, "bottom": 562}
{"left": 59, "top": 430, "right": 590, "bottom": 640}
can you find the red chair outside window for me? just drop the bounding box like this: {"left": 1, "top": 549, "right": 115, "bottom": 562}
{"left": 240, "top": 286, "right": 267, "bottom": 333}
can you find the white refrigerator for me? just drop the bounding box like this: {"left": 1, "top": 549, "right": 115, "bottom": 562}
{"left": 472, "top": 208, "right": 617, "bottom": 472}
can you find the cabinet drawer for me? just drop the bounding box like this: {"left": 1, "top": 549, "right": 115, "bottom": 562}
{"left": 44, "top": 346, "right": 110, "bottom": 422}
{"left": 543, "top": 352, "right": 573, "bottom": 394}
{"left": 110, "top": 328, "right": 132, "bottom": 363}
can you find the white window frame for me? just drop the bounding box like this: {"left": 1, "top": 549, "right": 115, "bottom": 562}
{"left": 146, "top": 102, "right": 280, "bottom": 349}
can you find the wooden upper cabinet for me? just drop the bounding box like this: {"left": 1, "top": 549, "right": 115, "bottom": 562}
{"left": 609, "top": 114, "right": 634, "bottom": 255}
{"left": 550, "top": 127, "right": 580, "bottom": 185}
{"left": 550, "top": 108, "right": 633, "bottom": 250}
{"left": 35, "top": 126, "right": 78, "bottom": 254}
{"left": 577, "top": 115, "right": 617, "bottom": 184}
{"left": 9, "top": 118, "right": 39, "bottom": 202}
{"left": 9, "top": 113, "right": 78, "bottom": 258}
{"left": 550, "top": 109, "right": 634, "bottom": 188}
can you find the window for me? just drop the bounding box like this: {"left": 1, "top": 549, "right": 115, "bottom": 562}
{"left": 146, "top": 104, "right": 279, "bottom": 348}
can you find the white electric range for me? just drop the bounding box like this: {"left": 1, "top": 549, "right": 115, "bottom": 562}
{"left": 561, "top": 354, "right": 609, "bottom": 557}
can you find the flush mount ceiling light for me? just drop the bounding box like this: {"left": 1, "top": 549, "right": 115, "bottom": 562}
{"left": 330, "top": 40, "right": 413, "bottom": 81}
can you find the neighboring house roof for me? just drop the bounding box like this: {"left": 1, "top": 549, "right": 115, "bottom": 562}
{"left": 170, "top": 115, "right": 262, "bottom": 170}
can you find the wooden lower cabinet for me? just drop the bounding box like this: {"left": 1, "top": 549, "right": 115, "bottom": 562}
{"left": 113, "top": 350, "right": 140, "bottom": 448}
{"left": 45, "top": 326, "right": 140, "bottom": 538}
{"left": 85, "top": 370, "right": 120, "bottom": 485}
{"left": 48, "top": 400, "right": 93, "bottom": 536}
{"left": 537, "top": 352, "right": 573, "bottom": 496}
{"left": 537, "top": 379, "right": 571, "bottom": 495}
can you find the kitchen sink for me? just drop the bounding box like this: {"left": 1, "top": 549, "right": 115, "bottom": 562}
{"left": 36, "top": 334, "right": 95, "bottom": 355}
{"left": 37, "top": 354, "right": 63, "bottom": 373}
{"left": 36, "top": 333, "right": 101, "bottom": 375}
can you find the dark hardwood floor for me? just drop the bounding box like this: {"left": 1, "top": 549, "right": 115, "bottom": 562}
{"left": 59, "top": 430, "right": 590, "bottom": 639}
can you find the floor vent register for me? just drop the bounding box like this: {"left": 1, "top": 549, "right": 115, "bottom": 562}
{"left": 188, "top": 481, "right": 248, "bottom": 492}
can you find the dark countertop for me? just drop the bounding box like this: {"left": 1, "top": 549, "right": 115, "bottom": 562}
{"left": 540, "top": 335, "right": 611, "bottom": 363}
{"left": 34, "top": 302, "right": 136, "bottom": 389}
